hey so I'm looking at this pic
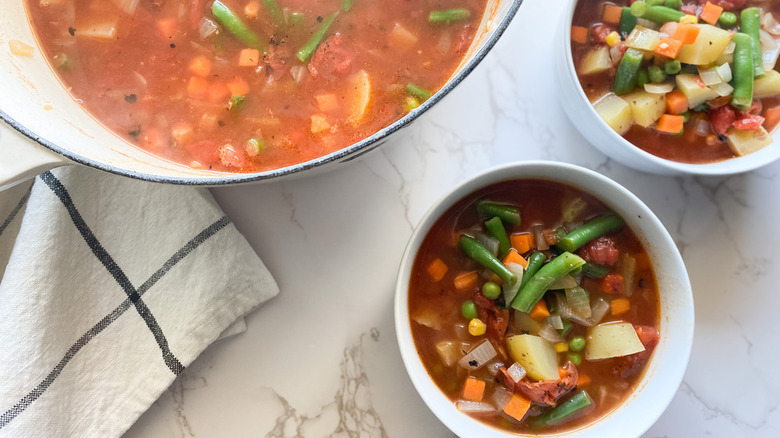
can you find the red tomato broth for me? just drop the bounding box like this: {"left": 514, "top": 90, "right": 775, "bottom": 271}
{"left": 408, "top": 179, "right": 660, "bottom": 433}
{"left": 25, "top": 0, "right": 487, "bottom": 172}
{"left": 571, "top": 0, "right": 780, "bottom": 164}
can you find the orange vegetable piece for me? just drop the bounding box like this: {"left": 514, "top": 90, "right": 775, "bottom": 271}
{"left": 672, "top": 24, "right": 700, "bottom": 45}
{"left": 503, "top": 248, "right": 528, "bottom": 269}
{"left": 576, "top": 373, "right": 592, "bottom": 387}
{"left": 510, "top": 233, "right": 533, "bottom": 255}
{"left": 665, "top": 90, "right": 689, "bottom": 115}
{"left": 700, "top": 2, "right": 724, "bottom": 26}
{"left": 571, "top": 26, "right": 588, "bottom": 44}
{"left": 427, "top": 258, "right": 448, "bottom": 282}
{"left": 238, "top": 48, "right": 260, "bottom": 66}
{"left": 611, "top": 298, "right": 631, "bottom": 315}
{"left": 462, "top": 377, "right": 486, "bottom": 402}
{"left": 244, "top": 0, "right": 260, "bottom": 19}
{"left": 764, "top": 107, "right": 780, "bottom": 131}
{"left": 454, "top": 271, "right": 479, "bottom": 290}
{"left": 227, "top": 78, "right": 250, "bottom": 96}
{"left": 603, "top": 4, "right": 623, "bottom": 24}
{"left": 189, "top": 56, "right": 212, "bottom": 77}
{"left": 503, "top": 394, "right": 531, "bottom": 421}
{"left": 186, "top": 76, "right": 209, "bottom": 98}
{"left": 529, "top": 300, "right": 550, "bottom": 322}
{"left": 207, "top": 82, "right": 231, "bottom": 103}
{"left": 654, "top": 38, "right": 683, "bottom": 59}
{"left": 315, "top": 93, "right": 340, "bottom": 112}
{"left": 601, "top": 273, "right": 625, "bottom": 294}
{"left": 656, "top": 114, "right": 686, "bottom": 134}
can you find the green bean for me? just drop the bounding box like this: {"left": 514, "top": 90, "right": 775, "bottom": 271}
{"left": 718, "top": 11, "right": 737, "bottom": 28}
{"left": 482, "top": 281, "right": 501, "bottom": 300}
{"left": 510, "top": 252, "right": 587, "bottom": 313}
{"left": 407, "top": 83, "right": 432, "bottom": 101}
{"left": 519, "top": 251, "right": 546, "bottom": 290}
{"left": 581, "top": 262, "right": 609, "bottom": 279}
{"left": 476, "top": 201, "right": 521, "bottom": 226}
{"left": 429, "top": 9, "right": 471, "bottom": 23}
{"left": 533, "top": 391, "right": 593, "bottom": 428}
{"left": 731, "top": 32, "right": 755, "bottom": 111}
{"left": 228, "top": 95, "right": 245, "bottom": 110}
{"left": 462, "top": 300, "right": 478, "bottom": 319}
{"left": 342, "top": 0, "right": 354, "bottom": 12}
{"left": 629, "top": 1, "right": 685, "bottom": 24}
{"left": 664, "top": 59, "right": 682, "bottom": 75}
{"left": 648, "top": 65, "right": 666, "bottom": 84}
{"left": 557, "top": 214, "right": 625, "bottom": 253}
{"left": 741, "top": 8, "right": 765, "bottom": 78}
{"left": 263, "top": 0, "right": 286, "bottom": 27}
{"left": 619, "top": 7, "right": 637, "bottom": 37}
{"left": 664, "top": 0, "right": 682, "bottom": 9}
{"left": 646, "top": 0, "right": 664, "bottom": 6}
{"left": 485, "top": 217, "right": 511, "bottom": 258}
{"left": 296, "top": 11, "right": 339, "bottom": 62}
{"left": 212, "top": 0, "right": 267, "bottom": 51}
{"left": 569, "top": 336, "right": 586, "bottom": 352}
{"left": 459, "top": 236, "right": 517, "bottom": 285}
{"left": 636, "top": 69, "right": 650, "bottom": 88}
{"left": 612, "top": 48, "right": 644, "bottom": 95}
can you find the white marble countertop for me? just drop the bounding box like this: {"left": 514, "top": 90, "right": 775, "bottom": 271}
{"left": 126, "top": 0, "right": 780, "bottom": 436}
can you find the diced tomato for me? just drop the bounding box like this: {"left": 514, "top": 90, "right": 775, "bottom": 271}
{"left": 634, "top": 325, "right": 660, "bottom": 349}
{"left": 308, "top": 34, "right": 355, "bottom": 79}
{"left": 680, "top": 4, "right": 697, "bottom": 15}
{"left": 591, "top": 24, "right": 615, "bottom": 45}
{"left": 578, "top": 236, "right": 620, "bottom": 266}
{"left": 709, "top": 104, "right": 739, "bottom": 135}
{"left": 732, "top": 114, "right": 765, "bottom": 131}
{"left": 601, "top": 274, "right": 625, "bottom": 294}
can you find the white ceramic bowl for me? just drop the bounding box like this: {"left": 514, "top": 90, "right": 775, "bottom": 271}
{"left": 394, "top": 161, "right": 694, "bottom": 437}
{"left": 554, "top": 0, "right": 780, "bottom": 175}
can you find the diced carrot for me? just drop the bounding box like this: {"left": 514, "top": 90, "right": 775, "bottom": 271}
{"left": 665, "top": 90, "right": 689, "bottom": 115}
{"left": 611, "top": 298, "right": 631, "bottom": 315}
{"left": 571, "top": 26, "right": 588, "bottom": 44}
{"left": 700, "top": 2, "right": 723, "bottom": 26}
{"left": 310, "top": 114, "right": 331, "bottom": 134}
{"left": 672, "top": 24, "right": 700, "bottom": 45}
{"left": 454, "top": 271, "right": 479, "bottom": 290}
{"left": 489, "top": 273, "right": 503, "bottom": 286}
{"left": 427, "top": 258, "right": 448, "bottom": 282}
{"left": 157, "top": 19, "right": 175, "bottom": 38}
{"left": 529, "top": 300, "right": 550, "bottom": 322}
{"left": 462, "top": 377, "right": 486, "bottom": 402}
{"left": 189, "top": 56, "right": 212, "bottom": 77}
{"left": 186, "top": 76, "right": 209, "bottom": 98}
{"left": 226, "top": 78, "right": 250, "bottom": 96}
{"left": 558, "top": 366, "right": 568, "bottom": 379}
{"left": 603, "top": 4, "right": 623, "bottom": 24}
{"left": 503, "top": 394, "right": 531, "bottom": 421}
{"left": 763, "top": 107, "right": 780, "bottom": 131}
{"left": 244, "top": 0, "right": 260, "bottom": 19}
{"left": 510, "top": 233, "right": 533, "bottom": 254}
{"left": 654, "top": 38, "right": 683, "bottom": 59}
{"left": 238, "top": 48, "right": 260, "bottom": 67}
{"left": 315, "top": 93, "right": 340, "bottom": 112}
{"left": 656, "top": 114, "right": 686, "bottom": 134}
{"left": 576, "top": 373, "right": 592, "bottom": 387}
{"left": 207, "top": 82, "right": 231, "bottom": 103}
{"left": 503, "top": 248, "right": 528, "bottom": 269}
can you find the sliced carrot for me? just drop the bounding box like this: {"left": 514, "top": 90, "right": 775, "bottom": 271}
{"left": 489, "top": 272, "right": 503, "bottom": 286}
{"left": 611, "top": 298, "right": 631, "bottom": 315}
{"left": 189, "top": 56, "right": 212, "bottom": 77}
{"left": 665, "top": 90, "right": 689, "bottom": 115}
{"left": 244, "top": 0, "right": 260, "bottom": 19}
{"left": 700, "top": 2, "right": 723, "bottom": 26}
{"left": 529, "top": 300, "right": 550, "bottom": 322}
{"left": 207, "top": 82, "right": 231, "bottom": 103}
{"left": 226, "top": 78, "right": 250, "bottom": 96}
{"left": 503, "top": 248, "right": 528, "bottom": 269}
{"left": 462, "top": 377, "right": 486, "bottom": 402}
{"left": 654, "top": 38, "right": 683, "bottom": 59}
{"left": 238, "top": 48, "right": 260, "bottom": 67}
{"left": 571, "top": 26, "right": 588, "bottom": 44}
{"left": 576, "top": 373, "right": 592, "bottom": 387}
{"left": 503, "top": 394, "right": 531, "bottom": 421}
{"left": 186, "top": 76, "right": 209, "bottom": 98}
{"left": 315, "top": 93, "right": 340, "bottom": 112}
{"left": 427, "top": 258, "right": 448, "bottom": 282}
{"left": 672, "top": 24, "right": 700, "bottom": 45}
{"left": 656, "top": 114, "right": 686, "bottom": 134}
{"left": 510, "top": 233, "right": 533, "bottom": 255}
{"left": 454, "top": 271, "right": 479, "bottom": 290}
{"left": 603, "top": 4, "right": 623, "bottom": 24}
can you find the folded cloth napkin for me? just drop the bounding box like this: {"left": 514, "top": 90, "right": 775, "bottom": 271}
{"left": 0, "top": 166, "right": 279, "bottom": 437}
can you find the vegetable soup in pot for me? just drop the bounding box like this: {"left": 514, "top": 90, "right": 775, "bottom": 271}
{"left": 571, "top": 0, "right": 780, "bottom": 164}
{"left": 25, "top": 0, "right": 487, "bottom": 172}
{"left": 408, "top": 179, "right": 660, "bottom": 433}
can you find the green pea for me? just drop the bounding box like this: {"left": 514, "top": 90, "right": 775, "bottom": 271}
{"left": 637, "top": 69, "right": 650, "bottom": 88}
{"left": 482, "top": 282, "right": 501, "bottom": 300}
{"left": 664, "top": 60, "right": 682, "bottom": 75}
{"left": 567, "top": 352, "right": 582, "bottom": 366}
{"left": 718, "top": 11, "right": 737, "bottom": 28}
{"left": 462, "top": 300, "right": 478, "bottom": 319}
{"left": 648, "top": 65, "right": 667, "bottom": 84}
{"left": 569, "top": 336, "right": 586, "bottom": 352}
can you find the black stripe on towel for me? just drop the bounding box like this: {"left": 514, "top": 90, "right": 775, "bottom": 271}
{"left": 0, "top": 208, "right": 230, "bottom": 428}
{"left": 0, "top": 185, "right": 31, "bottom": 237}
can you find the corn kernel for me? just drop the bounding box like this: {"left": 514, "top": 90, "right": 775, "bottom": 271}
{"left": 605, "top": 31, "right": 621, "bottom": 47}
{"left": 468, "top": 318, "right": 487, "bottom": 336}
{"left": 555, "top": 343, "right": 570, "bottom": 353}
{"left": 680, "top": 15, "right": 698, "bottom": 24}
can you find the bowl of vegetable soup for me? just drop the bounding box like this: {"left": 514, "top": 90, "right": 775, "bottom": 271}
{"left": 0, "top": 0, "right": 522, "bottom": 189}
{"left": 556, "top": 0, "right": 780, "bottom": 174}
{"left": 394, "top": 161, "right": 694, "bottom": 437}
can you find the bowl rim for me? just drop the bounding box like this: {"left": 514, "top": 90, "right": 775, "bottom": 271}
{"left": 1, "top": 0, "right": 524, "bottom": 186}
{"left": 394, "top": 160, "right": 695, "bottom": 437}
{"left": 558, "top": 0, "right": 780, "bottom": 175}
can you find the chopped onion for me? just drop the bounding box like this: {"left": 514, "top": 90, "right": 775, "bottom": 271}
{"left": 456, "top": 400, "right": 495, "bottom": 414}
{"left": 618, "top": 254, "right": 637, "bottom": 297}
{"left": 476, "top": 233, "right": 500, "bottom": 257}
{"left": 436, "top": 31, "right": 453, "bottom": 55}
{"left": 695, "top": 118, "right": 711, "bottom": 137}
{"left": 199, "top": 18, "right": 219, "bottom": 40}
{"left": 412, "top": 308, "right": 442, "bottom": 330}
{"left": 111, "top": 0, "right": 140, "bottom": 14}
{"left": 589, "top": 298, "right": 610, "bottom": 325}
{"left": 507, "top": 362, "right": 527, "bottom": 383}
{"left": 636, "top": 18, "right": 661, "bottom": 30}
{"left": 698, "top": 67, "right": 723, "bottom": 86}
{"left": 562, "top": 197, "right": 587, "bottom": 223}
{"left": 492, "top": 387, "right": 513, "bottom": 411}
{"left": 643, "top": 82, "right": 674, "bottom": 94}
{"left": 435, "top": 341, "right": 460, "bottom": 367}
{"left": 486, "top": 361, "right": 505, "bottom": 376}
{"left": 531, "top": 224, "right": 548, "bottom": 251}
{"left": 547, "top": 315, "right": 564, "bottom": 330}
{"left": 513, "top": 310, "right": 542, "bottom": 334}
{"left": 290, "top": 65, "right": 307, "bottom": 84}
{"left": 458, "top": 339, "right": 497, "bottom": 370}
{"left": 609, "top": 45, "right": 623, "bottom": 64}
{"left": 759, "top": 30, "right": 780, "bottom": 71}
{"left": 711, "top": 82, "right": 735, "bottom": 97}
{"left": 715, "top": 63, "right": 733, "bottom": 83}
{"left": 549, "top": 274, "right": 577, "bottom": 290}
{"left": 502, "top": 262, "right": 524, "bottom": 304}
{"left": 539, "top": 321, "right": 565, "bottom": 343}
{"left": 762, "top": 11, "right": 780, "bottom": 36}
{"left": 566, "top": 286, "right": 591, "bottom": 319}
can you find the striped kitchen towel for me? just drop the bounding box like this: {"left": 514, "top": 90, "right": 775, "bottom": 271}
{"left": 0, "top": 167, "right": 279, "bottom": 437}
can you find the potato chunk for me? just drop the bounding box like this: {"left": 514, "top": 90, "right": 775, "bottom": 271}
{"left": 580, "top": 46, "right": 612, "bottom": 75}
{"left": 622, "top": 90, "right": 666, "bottom": 128}
{"left": 593, "top": 93, "right": 633, "bottom": 135}
{"left": 753, "top": 70, "right": 780, "bottom": 99}
{"left": 585, "top": 322, "right": 645, "bottom": 361}
{"left": 676, "top": 74, "right": 720, "bottom": 109}
{"left": 506, "top": 334, "right": 559, "bottom": 381}
{"left": 726, "top": 126, "right": 773, "bottom": 156}
{"left": 677, "top": 24, "right": 733, "bottom": 65}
